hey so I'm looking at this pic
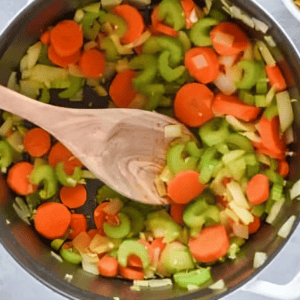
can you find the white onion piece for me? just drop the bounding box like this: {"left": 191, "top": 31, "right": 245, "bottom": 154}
{"left": 224, "top": 208, "right": 240, "bottom": 224}
{"left": 214, "top": 73, "right": 237, "bottom": 95}
{"left": 285, "top": 126, "right": 294, "bottom": 144}
{"left": 290, "top": 179, "right": 300, "bottom": 200}
{"left": 227, "top": 181, "right": 250, "bottom": 209}
{"left": 213, "top": 31, "right": 234, "bottom": 47}
{"left": 225, "top": 64, "right": 243, "bottom": 84}
{"left": 276, "top": 91, "right": 294, "bottom": 133}
{"left": 228, "top": 202, "right": 254, "bottom": 225}
{"left": 82, "top": 261, "right": 100, "bottom": 275}
{"left": 27, "top": 42, "right": 42, "bottom": 69}
{"left": 192, "top": 54, "right": 208, "bottom": 69}
{"left": 278, "top": 215, "right": 296, "bottom": 238}
{"left": 225, "top": 115, "right": 256, "bottom": 132}
{"left": 164, "top": 125, "right": 183, "bottom": 138}
{"left": 256, "top": 41, "right": 276, "bottom": 66}
{"left": 209, "top": 279, "right": 226, "bottom": 290}
{"left": 266, "top": 199, "right": 285, "bottom": 225}
{"left": 219, "top": 55, "right": 237, "bottom": 68}
{"left": 253, "top": 252, "right": 267, "bottom": 269}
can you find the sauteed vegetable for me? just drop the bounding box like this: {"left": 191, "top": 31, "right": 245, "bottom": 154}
{"left": 2, "top": 0, "right": 297, "bottom": 291}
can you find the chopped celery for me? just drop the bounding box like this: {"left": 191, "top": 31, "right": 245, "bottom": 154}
{"left": 100, "top": 13, "right": 127, "bottom": 37}
{"left": 81, "top": 11, "right": 103, "bottom": 40}
{"left": 251, "top": 203, "right": 266, "bottom": 217}
{"left": 254, "top": 94, "right": 267, "bottom": 107}
{"left": 270, "top": 183, "right": 283, "bottom": 201}
{"left": 38, "top": 88, "right": 51, "bottom": 103}
{"left": 239, "top": 90, "right": 255, "bottom": 105}
{"left": 185, "top": 141, "right": 203, "bottom": 158}
{"left": 103, "top": 212, "right": 131, "bottom": 239}
{"left": 58, "top": 76, "right": 85, "bottom": 99}
{"left": 225, "top": 133, "right": 254, "bottom": 152}
{"left": 226, "top": 157, "right": 246, "bottom": 181}
{"left": 121, "top": 206, "right": 145, "bottom": 237}
{"left": 178, "top": 31, "right": 192, "bottom": 53}
{"left": 222, "top": 149, "right": 245, "bottom": 165}
{"left": 100, "top": 36, "right": 121, "bottom": 62}
{"left": 19, "top": 80, "right": 44, "bottom": 99}
{"left": 174, "top": 268, "right": 212, "bottom": 289}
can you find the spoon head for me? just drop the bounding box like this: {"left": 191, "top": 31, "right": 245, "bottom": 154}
{"left": 85, "top": 110, "right": 193, "bottom": 206}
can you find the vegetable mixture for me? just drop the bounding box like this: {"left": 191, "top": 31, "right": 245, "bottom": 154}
{"left": 2, "top": 0, "right": 298, "bottom": 291}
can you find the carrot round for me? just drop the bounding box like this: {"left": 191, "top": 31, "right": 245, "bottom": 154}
{"left": 149, "top": 237, "right": 166, "bottom": 263}
{"left": 212, "top": 93, "right": 261, "bottom": 122}
{"left": 109, "top": 70, "right": 138, "bottom": 108}
{"left": 248, "top": 216, "right": 261, "bottom": 234}
{"left": 50, "top": 20, "right": 83, "bottom": 57}
{"left": 113, "top": 5, "right": 145, "bottom": 44}
{"left": 181, "top": 0, "right": 200, "bottom": 29}
{"left": 68, "top": 213, "right": 87, "bottom": 240}
{"left": 170, "top": 204, "right": 185, "bottom": 225}
{"left": 48, "top": 142, "right": 83, "bottom": 175}
{"left": 119, "top": 266, "right": 144, "bottom": 280}
{"left": 210, "top": 22, "right": 250, "bottom": 55}
{"left": 265, "top": 64, "right": 287, "bottom": 92}
{"left": 185, "top": 47, "right": 220, "bottom": 84}
{"left": 174, "top": 83, "right": 214, "bottom": 127}
{"left": 151, "top": 6, "right": 178, "bottom": 37}
{"left": 24, "top": 127, "right": 51, "bottom": 157}
{"left": 98, "top": 254, "right": 119, "bottom": 277}
{"left": 60, "top": 184, "right": 87, "bottom": 209}
{"left": 40, "top": 30, "right": 50, "bottom": 45}
{"left": 93, "top": 202, "right": 110, "bottom": 235}
{"left": 246, "top": 174, "right": 270, "bottom": 205}
{"left": 7, "top": 161, "right": 37, "bottom": 195}
{"left": 87, "top": 229, "right": 99, "bottom": 240}
{"left": 34, "top": 202, "right": 71, "bottom": 239}
{"left": 188, "top": 225, "right": 230, "bottom": 263}
{"left": 127, "top": 254, "right": 143, "bottom": 268}
{"left": 277, "top": 159, "right": 289, "bottom": 178}
{"left": 259, "top": 115, "right": 286, "bottom": 158}
{"left": 79, "top": 49, "right": 106, "bottom": 78}
{"left": 167, "top": 170, "right": 205, "bottom": 204}
{"left": 48, "top": 44, "right": 81, "bottom": 68}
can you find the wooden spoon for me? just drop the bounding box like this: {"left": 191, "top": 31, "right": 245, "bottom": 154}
{"left": 0, "top": 85, "right": 191, "bottom": 205}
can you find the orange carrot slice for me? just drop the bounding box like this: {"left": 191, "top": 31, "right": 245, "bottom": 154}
{"left": 246, "top": 174, "right": 270, "bottom": 205}
{"left": 60, "top": 184, "right": 87, "bottom": 209}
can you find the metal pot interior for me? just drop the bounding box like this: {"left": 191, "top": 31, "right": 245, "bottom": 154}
{"left": 0, "top": 0, "right": 300, "bottom": 299}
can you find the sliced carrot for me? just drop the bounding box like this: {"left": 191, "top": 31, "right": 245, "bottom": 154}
{"left": 94, "top": 202, "right": 110, "bottom": 235}
{"left": 87, "top": 229, "right": 99, "bottom": 240}
{"left": 79, "top": 48, "right": 106, "bottom": 78}
{"left": 98, "top": 254, "right": 119, "bottom": 277}
{"left": 127, "top": 254, "right": 143, "bottom": 268}
{"left": 248, "top": 216, "right": 261, "bottom": 234}
{"left": 62, "top": 241, "right": 73, "bottom": 250}
{"left": 113, "top": 4, "right": 145, "bottom": 44}
{"left": 210, "top": 22, "right": 250, "bottom": 56}
{"left": 119, "top": 266, "right": 144, "bottom": 280}
{"left": 258, "top": 115, "right": 286, "bottom": 159}
{"left": 150, "top": 237, "right": 166, "bottom": 261}
{"left": 40, "top": 30, "right": 50, "bottom": 45}
{"left": 185, "top": 47, "right": 220, "bottom": 84}
{"left": 109, "top": 70, "right": 138, "bottom": 108}
{"left": 138, "top": 239, "right": 154, "bottom": 262}
{"left": 212, "top": 93, "right": 261, "bottom": 122}
{"left": 24, "top": 127, "right": 51, "bottom": 158}
{"left": 151, "top": 6, "right": 178, "bottom": 37}
{"left": 170, "top": 204, "right": 185, "bottom": 225}
{"left": 174, "top": 83, "right": 214, "bottom": 127}
{"left": 68, "top": 214, "right": 88, "bottom": 240}
{"left": 48, "top": 44, "right": 81, "bottom": 68}
{"left": 188, "top": 225, "right": 230, "bottom": 263}
{"left": 181, "top": 0, "right": 200, "bottom": 29}
{"left": 50, "top": 20, "right": 83, "bottom": 57}
{"left": 60, "top": 184, "right": 87, "bottom": 209}
{"left": 72, "top": 231, "right": 92, "bottom": 255}
{"left": 265, "top": 64, "right": 287, "bottom": 92}
{"left": 34, "top": 202, "right": 71, "bottom": 240}
{"left": 246, "top": 174, "right": 270, "bottom": 205}
{"left": 167, "top": 170, "right": 205, "bottom": 204}
{"left": 48, "top": 142, "right": 83, "bottom": 175}
{"left": 7, "top": 161, "right": 37, "bottom": 195}
{"left": 255, "top": 144, "right": 286, "bottom": 160}
{"left": 277, "top": 159, "right": 289, "bottom": 178}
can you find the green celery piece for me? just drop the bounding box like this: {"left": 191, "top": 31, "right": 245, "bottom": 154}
{"left": 37, "top": 44, "right": 53, "bottom": 66}
{"left": 158, "top": 0, "right": 185, "bottom": 31}
{"left": 269, "top": 158, "right": 278, "bottom": 171}
{"left": 60, "top": 248, "right": 82, "bottom": 264}
{"left": 100, "top": 36, "right": 121, "bottom": 62}
{"left": 58, "top": 76, "right": 85, "bottom": 99}
{"left": 225, "top": 133, "right": 254, "bottom": 152}
{"left": 255, "top": 94, "right": 267, "bottom": 107}
{"left": 156, "top": 107, "right": 174, "bottom": 117}
{"left": 50, "top": 239, "right": 64, "bottom": 251}
{"left": 236, "top": 60, "right": 264, "bottom": 90}
{"left": 199, "top": 118, "right": 230, "bottom": 147}
{"left": 244, "top": 153, "right": 258, "bottom": 166}
{"left": 265, "top": 197, "right": 276, "bottom": 214}
{"left": 216, "top": 142, "right": 230, "bottom": 155}
{"left": 129, "top": 54, "right": 158, "bottom": 89}
{"left": 160, "top": 242, "right": 195, "bottom": 274}
{"left": 156, "top": 36, "right": 184, "bottom": 66}
{"left": 118, "top": 239, "right": 150, "bottom": 269}
{"left": 199, "top": 158, "right": 222, "bottom": 184}
{"left": 39, "top": 88, "right": 51, "bottom": 103}
{"left": 146, "top": 210, "right": 182, "bottom": 242}
{"left": 198, "top": 147, "right": 218, "bottom": 172}
{"left": 158, "top": 51, "right": 186, "bottom": 82}
{"left": 256, "top": 80, "right": 268, "bottom": 94}
{"left": 96, "top": 184, "right": 127, "bottom": 204}
{"left": 0, "top": 140, "right": 13, "bottom": 168}
{"left": 208, "top": 8, "right": 229, "bottom": 21}
{"left": 178, "top": 31, "right": 191, "bottom": 53}
{"left": 55, "top": 162, "right": 82, "bottom": 187}
{"left": 246, "top": 164, "right": 260, "bottom": 178}
{"left": 99, "top": 13, "right": 127, "bottom": 37}
{"left": 81, "top": 11, "right": 103, "bottom": 40}
{"left": 158, "top": 96, "right": 172, "bottom": 108}
{"left": 222, "top": 149, "right": 245, "bottom": 165}
{"left": 142, "top": 37, "right": 163, "bottom": 54}
{"left": 239, "top": 90, "right": 255, "bottom": 105}
{"left": 121, "top": 206, "right": 145, "bottom": 237}
{"left": 30, "top": 164, "right": 58, "bottom": 199}
{"left": 270, "top": 183, "right": 283, "bottom": 201}
{"left": 174, "top": 268, "right": 212, "bottom": 289}
{"left": 190, "top": 17, "right": 219, "bottom": 46}
{"left": 167, "top": 143, "right": 198, "bottom": 175}
{"left": 226, "top": 157, "right": 246, "bottom": 182}
{"left": 262, "top": 169, "right": 284, "bottom": 185}
{"left": 263, "top": 104, "right": 278, "bottom": 120}
{"left": 185, "top": 141, "right": 203, "bottom": 158}
{"left": 138, "top": 83, "right": 166, "bottom": 111}
{"left": 230, "top": 236, "right": 246, "bottom": 247}
{"left": 103, "top": 212, "right": 131, "bottom": 239}
{"left": 251, "top": 203, "right": 266, "bottom": 217}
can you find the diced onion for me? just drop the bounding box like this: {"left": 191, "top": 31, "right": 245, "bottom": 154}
{"left": 228, "top": 201, "right": 254, "bottom": 225}
{"left": 27, "top": 42, "right": 42, "bottom": 69}
{"left": 164, "top": 125, "right": 183, "bottom": 138}
{"left": 213, "top": 73, "right": 237, "bottom": 95}
{"left": 148, "top": 279, "right": 173, "bottom": 288}
{"left": 266, "top": 198, "right": 285, "bottom": 225}
{"left": 115, "top": 58, "right": 130, "bottom": 73}
{"left": 256, "top": 41, "right": 276, "bottom": 66}
{"left": 242, "top": 44, "right": 254, "bottom": 60}
{"left": 222, "top": 149, "right": 245, "bottom": 165}
{"left": 20, "top": 54, "right": 29, "bottom": 73}
{"left": 225, "top": 115, "right": 256, "bottom": 132}
{"left": 265, "top": 86, "right": 276, "bottom": 105}
{"left": 74, "top": 9, "right": 84, "bottom": 23}
{"left": 226, "top": 181, "right": 250, "bottom": 209}
{"left": 94, "top": 85, "right": 108, "bottom": 97}
{"left": 187, "top": 285, "right": 200, "bottom": 291}
{"left": 213, "top": 31, "right": 235, "bottom": 47}
{"left": 219, "top": 55, "right": 237, "bottom": 68}
{"left": 253, "top": 252, "right": 267, "bottom": 269}
{"left": 7, "top": 71, "right": 20, "bottom": 92}
{"left": 64, "top": 274, "right": 74, "bottom": 283}
{"left": 155, "top": 178, "right": 167, "bottom": 197}
{"left": 82, "top": 261, "right": 100, "bottom": 275}
{"left": 192, "top": 54, "right": 208, "bottom": 69}
{"left": 253, "top": 18, "right": 269, "bottom": 33}
{"left": 128, "top": 93, "right": 147, "bottom": 109}
{"left": 232, "top": 222, "right": 249, "bottom": 239}
{"left": 51, "top": 251, "right": 63, "bottom": 263}
{"left": 123, "top": 30, "right": 151, "bottom": 49}
{"left": 276, "top": 91, "right": 294, "bottom": 133}
{"left": 189, "top": 8, "right": 199, "bottom": 24}
{"left": 264, "top": 35, "right": 276, "bottom": 48}
{"left": 209, "top": 279, "right": 226, "bottom": 290}
{"left": 240, "top": 132, "right": 261, "bottom": 143}
{"left": 0, "top": 117, "right": 13, "bottom": 137}
{"left": 224, "top": 208, "right": 240, "bottom": 224}
{"left": 285, "top": 126, "right": 294, "bottom": 144}
{"left": 110, "top": 34, "right": 134, "bottom": 55}
{"left": 278, "top": 215, "right": 296, "bottom": 238}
